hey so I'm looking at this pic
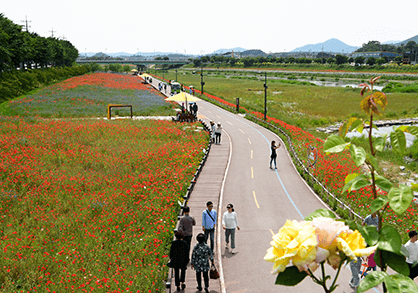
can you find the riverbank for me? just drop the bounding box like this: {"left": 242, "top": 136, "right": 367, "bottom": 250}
{"left": 316, "top": 117, "right": 418, "bottom": 133}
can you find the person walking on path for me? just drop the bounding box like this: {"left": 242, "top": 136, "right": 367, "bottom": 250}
{"left": 404, "top": 230, "right": 418, "bottom": 279}
{"left": 178, "top": 206, "right": 196, "bottom": 258}
{"left": 269, "top": 140, "right": 281, "bottom": 169}
{"left": 193, "top": 103, "right": 198, "bottom": 116}
{"left": 191, "top": 233, "right": 214, "bottom": 293}
{"left": 169, "top": 232, "right": 190, "bottom": 291}
{"left": 215, "top": 122, "right": 223, "bottom": 144}
{"left": 361, "top": 213, "right": 378, "bottom": 277}
{"left": 363, "top": 212, "right": 379, "bottom": 230}
{"left": 222, "top": 203, "right": 240, "bottom": 254}
{"left": 210, "top": 121, "right": 216, "bottom": 143}
{"left": 202, "top": 201, "right": 217, "bottom": 253}
{"left": 349, "top": 257, "right": 362, "bottom": 290}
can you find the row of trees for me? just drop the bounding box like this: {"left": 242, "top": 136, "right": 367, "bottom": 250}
{"left": 192, "top": 55, "right": 395, "bottom": 67}
{"left": 356, "top": 40, "right": 418, "bottom": 55}
{"left": 0, "top": 13, "right": 79, "bottom": 73}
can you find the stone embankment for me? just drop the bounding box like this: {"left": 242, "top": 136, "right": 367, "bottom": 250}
{"left": 317, "top": 117, "right": 418, "bottom": 133}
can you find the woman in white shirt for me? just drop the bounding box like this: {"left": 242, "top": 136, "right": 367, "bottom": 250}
{"left": 222, "top": 204, "right": 240, "bottom": 254}
{"left": 215, "top": 122, "right": 222, "bottom": 144}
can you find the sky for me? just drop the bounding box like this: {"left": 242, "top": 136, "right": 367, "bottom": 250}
{"left": 3, "top": 0, "right": 418, "bottom": 55}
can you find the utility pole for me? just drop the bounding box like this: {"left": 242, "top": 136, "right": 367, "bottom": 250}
{"left": 49, "top": 27, "right": 56, "bottom": 37}
{"left": 21, "top": 15, "right": 31, "bottom": 32}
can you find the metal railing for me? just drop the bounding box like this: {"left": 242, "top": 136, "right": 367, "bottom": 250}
{"left": 246, "top": 114, "right": 362, "bottom": 221}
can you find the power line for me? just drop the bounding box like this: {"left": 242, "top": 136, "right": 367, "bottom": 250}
{"left": 21, "top": 15, "right": 31, "bottom": 32}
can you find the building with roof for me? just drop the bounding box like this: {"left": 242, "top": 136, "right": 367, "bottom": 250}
{"left": 351, "top": 51, "right": 402, "bottom": 61}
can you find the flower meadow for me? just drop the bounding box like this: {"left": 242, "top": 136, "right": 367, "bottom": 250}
{"left": 0, "top": 73, "right": 210, "bottom": 292}
{"left": 1, "top": 73, "right": 175, "bottom": 118}
{"left": 0, "top": 117, "right": 208, "bottom": 292}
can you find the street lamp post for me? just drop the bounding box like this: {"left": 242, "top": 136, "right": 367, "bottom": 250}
{"left": 200, "top": 66, "right": 205, "bottom": 94}
{"left": 263, "top": 72, "right": 268, "bottom": 121}
{"left": 175, "top": 68, "right": 178, "bottom": 82}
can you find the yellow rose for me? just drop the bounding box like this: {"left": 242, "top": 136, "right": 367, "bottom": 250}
{"left": 310, "top": 217, "right": 350, "bottom": 253}
{"left": 264, "top": 220, "right": 318, "bottom": 274}
{"left": 337, "top": 230, "right": 376, "bottom": 260}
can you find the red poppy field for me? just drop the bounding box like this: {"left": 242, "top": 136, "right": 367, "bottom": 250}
{"left": 0, "top": 73, "right": 209, "bottom": 292}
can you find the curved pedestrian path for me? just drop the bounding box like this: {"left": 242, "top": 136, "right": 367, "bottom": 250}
{"left": 145, "top": 76, "right": 386, "bottom": 293}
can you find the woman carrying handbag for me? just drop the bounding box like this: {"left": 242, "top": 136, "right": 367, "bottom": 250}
{"left": 191, "top": 233, "right": 214, "bottom": 293}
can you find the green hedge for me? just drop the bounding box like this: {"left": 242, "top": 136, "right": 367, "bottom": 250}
{"left": 0, "top": 65, "right": 91, "bottom": 103}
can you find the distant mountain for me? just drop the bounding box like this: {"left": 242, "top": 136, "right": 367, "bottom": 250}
{"left": 291, "top": 38, "right": 359, "bottom": 53}
{"left": 92, "top": 52, "right": 109, "bottom": 58}
{"left": 133, "top": 52, "right": 177, "bottom": 57}
{"left": 395, "top": 35, "right": 418, "bottom": 46}
{"left": 211, "top": 47, "right": 246, "bottom": 55}
{"left": 241, "top": 49, "right": 266, "bottom": 57}
{"left": 108, "top": 52, "right": 132, "bottom": 57}
{"left": 382, "top": 40, "right": 401, "bottom": 45}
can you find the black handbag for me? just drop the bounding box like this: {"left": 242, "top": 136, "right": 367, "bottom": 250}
{"left": 209, "top": 264, "right": 219, "bottom": 279}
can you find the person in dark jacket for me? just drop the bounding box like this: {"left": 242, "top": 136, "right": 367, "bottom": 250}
{"left": 169, "top": 232, "right": 189, "bottom": 291}
{"left": 191, "top": 233, "right": 214, "bottom": 293}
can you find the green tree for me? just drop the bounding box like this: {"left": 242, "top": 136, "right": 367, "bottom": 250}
{"left": 335, "top": 54, "right": 348, "bottom": 65}
{"left": 61, "top": 40, "right": 79, "bottom": 66}
{"left": 405, "top": 41, "right": 417, "bottom": 52}
{"left": 89, "top": 63, "right": 101, "bottom": 72}
{"left": 354, "top": 56, "right": 365, "bottom": 65}
{"left": 366, "top": 56, "right": 376, "bottom": 66}
{"left": 193, "top": 58, "right": 202, "bottom": 67}
{"left": 122, "top": 65, "right": 131, "bottom": 72}
{"left": 327, "top": 57, "right": 336, "bottom": 64}
{"left": 285, "top": 57, "right": 295, "bottom": 63}
{"left": 242, "top": 57, "right": 255, "bottom": 67}
{"left": 108, "top": 63, "right": 122, "bottom": 72}
{"left": 376, "top": 58, "right": 386, "bottom": 66}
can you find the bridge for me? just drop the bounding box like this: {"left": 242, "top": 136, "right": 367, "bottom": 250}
{"left": 76, "top": 59, "right": 189, "bottom": 66}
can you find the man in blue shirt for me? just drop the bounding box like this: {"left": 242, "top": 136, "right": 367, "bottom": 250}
{"left": 202, "top": 201, "right": 217, "bottom": 253}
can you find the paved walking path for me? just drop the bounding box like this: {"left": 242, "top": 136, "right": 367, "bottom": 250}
{"left": 143, "top": 76, "right": 390, "bottom": 293}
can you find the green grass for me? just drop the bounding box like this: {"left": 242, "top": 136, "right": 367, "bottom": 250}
{"left": 159, "top": 69, "right": 418, "bottom": 130}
